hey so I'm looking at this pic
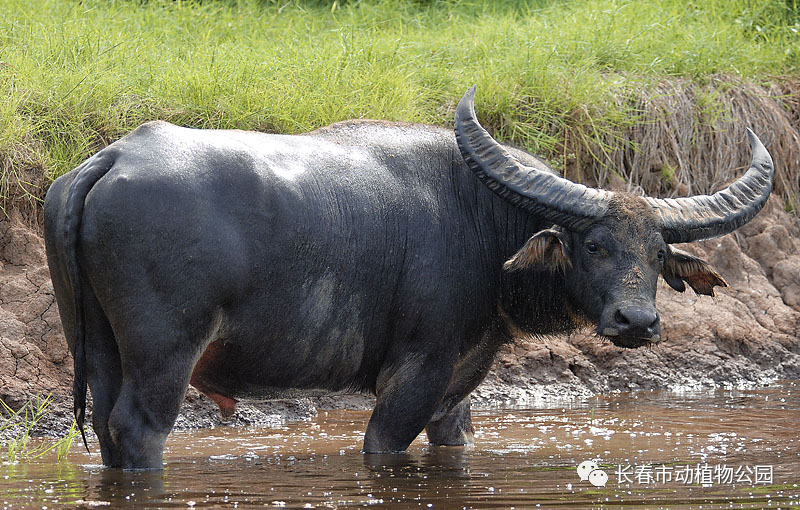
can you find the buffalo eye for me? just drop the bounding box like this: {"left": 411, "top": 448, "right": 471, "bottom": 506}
{"left": 586, "top": 242, "right": 599, "bottom": 255}
{"left": 657, "top": 249, "right": 666, "bottom": 262}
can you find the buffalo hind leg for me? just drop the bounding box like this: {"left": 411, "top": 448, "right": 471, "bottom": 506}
{"left": 108, "top": 378, "right": 187, "bottom": 469}
{"left": 107, "top": 312, "right": 207, "bottom": 469}
{"left": 426, "top": 397, "right": 474, "bottom": 446}
{"left": 363, "top": 352, "right": 453, "bottom": 453}
{"left": 84, "top": 288, "right": 123, "bottom": 467}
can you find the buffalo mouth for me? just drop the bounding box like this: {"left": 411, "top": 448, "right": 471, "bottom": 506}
{"left": 595, "top": 304, "right": 662, "bottom": 349}
{"left": 598, "top": 327, "right": 662, "bottom": 349}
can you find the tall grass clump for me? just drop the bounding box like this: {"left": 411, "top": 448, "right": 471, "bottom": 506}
{"left": 1, "top": 395, "right": 80, "bottom": 463}
{"left": 0, "top": 0, "right": 798, "bottom": 223}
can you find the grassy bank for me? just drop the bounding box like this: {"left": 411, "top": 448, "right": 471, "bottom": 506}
{"left": 1, "top": 395, "right": 79, "bottom": 462}
{"left": 1, "top": 0, "right": 799, "bottom": 222}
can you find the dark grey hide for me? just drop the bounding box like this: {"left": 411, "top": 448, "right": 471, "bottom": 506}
{"left": 43, "top": 88, "right": 773, "bottom": 469}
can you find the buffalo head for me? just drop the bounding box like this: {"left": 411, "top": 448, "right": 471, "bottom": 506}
{"left": 455, "top": 86, "right": 773, "bottom": 349}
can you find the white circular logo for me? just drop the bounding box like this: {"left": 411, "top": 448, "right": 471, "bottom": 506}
{"left": 577, "top": 460, "right": 598, "bottom": 481}
{"left": 589, "top": 469, "right": 609, "bottom": 487}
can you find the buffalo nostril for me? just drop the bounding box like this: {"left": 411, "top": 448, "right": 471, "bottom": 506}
{"left": 614, "top": 310, "right": 629, "bottom": 325}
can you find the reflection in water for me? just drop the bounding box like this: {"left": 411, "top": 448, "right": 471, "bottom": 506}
{"left": 92, "top": 468, "right": 167, "bottom": 503}
{"left": 3, "top": 381, "right": 800, "bottom": 509}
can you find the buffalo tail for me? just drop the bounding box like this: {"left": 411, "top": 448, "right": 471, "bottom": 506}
{"left": 62, "top": 149, "right": 118, "bottom": 453}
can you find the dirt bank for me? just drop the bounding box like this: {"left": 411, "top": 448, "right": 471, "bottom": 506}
{"left": 1, "top": 194, "right": 798, "bottom": 437}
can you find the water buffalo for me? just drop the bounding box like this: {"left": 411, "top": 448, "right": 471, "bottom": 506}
{"left": 43, "top": 87, "right": 773, "bottom": 469}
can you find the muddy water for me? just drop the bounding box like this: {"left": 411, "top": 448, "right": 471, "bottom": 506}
{"left": 3, "top": 382, "right": 800, "bottom": 509}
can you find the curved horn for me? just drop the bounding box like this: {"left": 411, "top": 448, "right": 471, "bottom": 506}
{"left": 645, "top": 129, "right": 774, "bottom": 244}
{"left": 454, "top": 86, "right": 613, "bottom": 231}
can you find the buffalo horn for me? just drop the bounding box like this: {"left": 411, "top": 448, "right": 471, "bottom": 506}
{"left": 644, "top": 129, "right": 774, "bottom": 243}
{"left": 454, "top": 86, "right": 613, "bottom": 231}
{"left": 455, "top": 86, "right": 774, "bottom": 243}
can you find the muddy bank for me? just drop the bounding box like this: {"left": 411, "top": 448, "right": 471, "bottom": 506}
{"left": 1, "top": 193, "right": 799, "bottom": 437}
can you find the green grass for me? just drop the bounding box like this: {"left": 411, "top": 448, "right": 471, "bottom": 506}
{"left": 0, "top": 0, "right": 798, "bottom": 218}
{"left": 1, "top": 395, "right": 80, "bottom": 463}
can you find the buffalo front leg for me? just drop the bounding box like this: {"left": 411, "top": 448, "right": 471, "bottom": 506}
{"left": 363, "top": 352, "right": 453, "bottom": 454}
{"left": 425, "top": 397, "right": 474, "bottom": 446}
{"left": 424, "top": 324, "right": 506, "bottom": 447}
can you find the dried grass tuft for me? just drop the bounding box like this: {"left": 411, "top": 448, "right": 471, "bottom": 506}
{"left": 565, "top": 76, "right": 800, "bottom": 213}
{"left": 0, "top": 139, "right": 49, "bottom": 231}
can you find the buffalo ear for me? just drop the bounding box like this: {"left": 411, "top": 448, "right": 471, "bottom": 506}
{"left": 661, "top": 247, "right": 728, "bottom": 296}
{"left": 504, "top": 229, "right": 570, "bottom": 272}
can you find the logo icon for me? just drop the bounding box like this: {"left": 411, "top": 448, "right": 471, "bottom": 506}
{"left": 577, "top": 459, "right": 608, "bottom": 487}
{"left": 577, "top": 460, "right": 597, "bottom": 481}
{"left": 588, "top": 469, "right": 608, "bottom": 487}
